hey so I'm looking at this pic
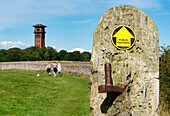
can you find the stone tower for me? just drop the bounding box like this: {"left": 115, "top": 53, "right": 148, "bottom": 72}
{"left": 33, "top": 24, "right": 47, "bottom": 48}
{"left": 90, "top": 5, "right": 159, "bottom": 116}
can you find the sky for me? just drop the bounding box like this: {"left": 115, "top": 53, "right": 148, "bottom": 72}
{"left": 0, "top": 0, "right": 169, "bottom": 52}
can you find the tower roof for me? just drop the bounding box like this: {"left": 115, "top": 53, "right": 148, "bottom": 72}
{"left": 33, "top": 24, "right": 47, "bottom": 27}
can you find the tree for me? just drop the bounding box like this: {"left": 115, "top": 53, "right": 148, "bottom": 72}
{"left": 44, "top": 51, "right": 50, "bottom": 60}
{"left": 20, "top": 49, "right": 31, "bottom": 61}
{"left": 26, "top": 46, "right": 42, "bottom": 61}
{"left": 0, "top": 49, "right": 7, "bottom": 62}
{"left": 6, "top": 48, "right": 22, "bottom": 61}
{"left": 71, "top": 51, "right": 81, "bottom": 61}
{"left": 159, "top": 45, "right": 170, "bottom": 105}
{"left": 46, "top": 47, "right": 58, "bottom": 60}
{"left": 58, "top": 50, "right": 69, "bottom": 60}
{"left": 39, "top": 47, "right": 47, "bottom": 60}
{"left": 29, "top": 51, "right": 42, "bottom": 61}
{"left": 0, "top": 47, "right": 91, "bottom": 62}
{"left": 26, "top": 46, "right": 40, "bottom": 52}
{"left": 81, "top": 52, "right": 91, "bottom": 61}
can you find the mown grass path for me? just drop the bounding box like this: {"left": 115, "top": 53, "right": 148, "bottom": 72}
{"left": 0, "top": 70, "right": 90, "bottom": 116}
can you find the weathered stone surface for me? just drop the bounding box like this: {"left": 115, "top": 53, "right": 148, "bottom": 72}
{"left": 90, "top": 5, "right": 159, "bottom": 116}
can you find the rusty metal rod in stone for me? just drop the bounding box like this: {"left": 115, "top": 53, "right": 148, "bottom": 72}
{"left": 98, "top": 63, "right": 125, "bottom": 113}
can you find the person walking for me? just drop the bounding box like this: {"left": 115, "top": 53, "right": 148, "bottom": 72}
{"left": 53, "top": 62, "right": 57, "bottom": 78}
{"left": 46, "top": 63, "right": 51, "bottom": 76}
{"left": 58, "top": 62, "right": 61, "bottom": 77}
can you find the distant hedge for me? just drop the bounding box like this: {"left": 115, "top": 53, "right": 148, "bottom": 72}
{"left": 0, "top": 46, "right": 91, "bottom": 62}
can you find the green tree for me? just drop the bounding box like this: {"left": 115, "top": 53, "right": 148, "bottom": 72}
{"left": 39, "top": 47, "right": 47, "bottom": 60}
{"left": 29, "top": 51, "right": 42, "bottom": 61}
{"left": 26, "top": 46, "right": 42, "bottom": 61}
{"left": 44, "top": 51, "right": 50, "bottom": 60}
{"left": 6, "top": 48, "right": 22, "bottom": 61}
{"left": 0, "top": 47, "right": 91, "bottom": 62}
{"left": 159, "top": 45, "right": 170, "bottom": 106}
{"left": 58, "top": 50, "right": 69, "bottom": 60}
{"left": 26, "top": 46, "right": 40, "bottom": 52}
{"left": 46, "top": 47, "right": 58, "bottom": 60}
{"left": 20, "top": 49, "right": 31, "bottom": 61}
{"left": 70, "top": 51, "right": 81, "bottom": 61}
{"left": 0, "top": 49, "right": 7, "bottom": 62}
{"left": 81, "top": 52, "right": 91, "bottom": 61}
{"left": 68, "top": 52, "right": 72, "bottom": 61}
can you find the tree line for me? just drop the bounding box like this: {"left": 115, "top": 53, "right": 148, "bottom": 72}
{"left": 0, "top": 46, "right": 91, "bottom": 62}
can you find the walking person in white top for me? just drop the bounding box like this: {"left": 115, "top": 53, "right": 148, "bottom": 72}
{"left": 58, "top": 62, "right": 61, "bottom": 77}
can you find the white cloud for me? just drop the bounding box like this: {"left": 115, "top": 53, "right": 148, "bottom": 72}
{"left": 69, "top": 48, "right": 91, "bottom": 53}
{"left": 0, "top": 41, "right": 31, "bottom": 49}
{"left": 51, "top": 45, "right": 56, "bottom": 49}
{"left": 57, "top": 48, "right": 91, "bottom": 53}
{"left": 46, "top": 45, "right": 56, "bottom": 49}
{"left": 57, "top": 48, "right": 67, "bottom": 52}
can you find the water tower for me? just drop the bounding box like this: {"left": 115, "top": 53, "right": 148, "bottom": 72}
{"left": 33, "top": 24, "right": 47, "bottom": 48}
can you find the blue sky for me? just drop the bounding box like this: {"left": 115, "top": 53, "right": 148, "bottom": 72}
{"left": 0, "top": 0, "right": 169, "bottom": 52}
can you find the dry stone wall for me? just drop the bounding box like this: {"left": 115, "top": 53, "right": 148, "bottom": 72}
{"left": 0, "top": 62, "right": 91, "bottom": 76}
{"left": 90, "top": 5, "right": 159, "bottom": 116}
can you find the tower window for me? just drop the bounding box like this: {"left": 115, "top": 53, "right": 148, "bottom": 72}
{"left": 36, "top": 35, "right": 40, "bottom": 38}
{"left": 37, "top": 28, "right": 40, "bottom": 31}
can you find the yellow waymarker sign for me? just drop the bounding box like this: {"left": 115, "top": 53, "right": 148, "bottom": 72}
{"left": 111, "top": 25, "right": 136, "bottom": 50}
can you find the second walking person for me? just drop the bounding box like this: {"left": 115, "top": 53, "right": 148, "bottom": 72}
{"left": 53, "top": 62, "right": 57, "bottom": 78}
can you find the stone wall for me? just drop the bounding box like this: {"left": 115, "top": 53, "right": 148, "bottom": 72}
{"left": 0, "top": 62, "right": 91, "bottom": 76}
{"left": 90, "top": 5, "right": 159, "bottom": 116}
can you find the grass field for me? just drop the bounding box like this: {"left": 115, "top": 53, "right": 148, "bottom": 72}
{"left": 0, "top": 70, "right": 90, "bottom": 116}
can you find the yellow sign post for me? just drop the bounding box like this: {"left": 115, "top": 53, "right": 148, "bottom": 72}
{"left": 111, "top": 25, "right": 136, "bottom": 50}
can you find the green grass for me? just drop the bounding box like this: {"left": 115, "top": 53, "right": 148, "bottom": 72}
{"left": 0, "top": 70, "right": 90, "bottom": 116}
